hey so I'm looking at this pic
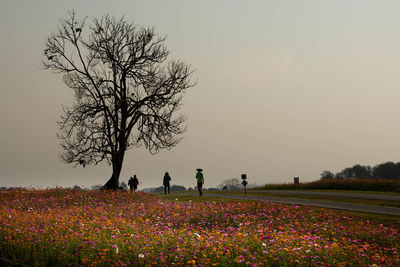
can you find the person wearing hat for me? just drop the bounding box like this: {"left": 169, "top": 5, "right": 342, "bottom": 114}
{"left": 195, "top": 168, "right": 204, "bottom": 196}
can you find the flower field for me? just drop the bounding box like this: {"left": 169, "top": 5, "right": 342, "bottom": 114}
{"left": 0, "top": 189, "right": 399, "bottom": 266}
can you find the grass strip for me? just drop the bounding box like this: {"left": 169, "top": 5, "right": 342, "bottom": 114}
{"left": 155, "top": 194, "right": 400, "bottom": 225}
{"left": 174, "top": 191, "right": 400, "bottom": 208}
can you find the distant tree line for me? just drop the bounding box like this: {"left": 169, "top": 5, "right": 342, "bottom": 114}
{"left": 321, "top": 161, "right": 400, "bottom": 180}
{"left": 147, "top": 185, "right": 187, "bottom": 193}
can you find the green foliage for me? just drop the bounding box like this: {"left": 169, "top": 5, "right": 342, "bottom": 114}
{"left": 258, "top": 179, "right": 400, "bottom": 192}
{"left": 322, "top": 161, "right": 400, "bottom": 181}
{"left": 320, "top": 170, "right": 334, "bottom": 180}
{"left": 373, "top": 162, "right": 400, "bottom": 180}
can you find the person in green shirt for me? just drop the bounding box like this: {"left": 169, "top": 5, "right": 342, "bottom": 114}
{"left": 196, "top": 168, "right": 204, "bottom": 196}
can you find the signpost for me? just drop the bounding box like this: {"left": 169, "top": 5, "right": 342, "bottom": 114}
{"left": 294, "top": 177, "right": 300, "bottom": 189}
{"left": 241, "top": 174, "right": 248, "bottom": 195}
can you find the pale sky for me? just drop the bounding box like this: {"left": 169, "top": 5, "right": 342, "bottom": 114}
{"left": 1, "top": 0, "right": 400, "bottom": 189}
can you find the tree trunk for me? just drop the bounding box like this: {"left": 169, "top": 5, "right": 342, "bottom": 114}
{"left": 103, "top": 154, "right": 124, "bottom": 190}
{"left": 103, "top": 113, "right": 127, "bottom": 190}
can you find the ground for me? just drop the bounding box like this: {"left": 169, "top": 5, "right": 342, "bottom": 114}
{"left": 0, "top": 189, "right": 399, "bottom": 266}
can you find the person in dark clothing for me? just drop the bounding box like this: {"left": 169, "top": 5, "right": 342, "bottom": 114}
{"left": 128, "top": 175, "right": 139, "bottom": 192}
{"left": 163, "top": 172, "right": 171, "bottom": 194}
{"left": 196, "top": 168, "right": 204, "bottom": 196}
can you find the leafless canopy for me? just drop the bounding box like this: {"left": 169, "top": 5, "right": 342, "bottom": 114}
{"left": 42, "top": 11, "right": 194, "bottom": 187}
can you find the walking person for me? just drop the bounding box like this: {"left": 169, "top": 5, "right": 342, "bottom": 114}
{"left": 128, "top": 175, "right": 139, "bottom": 192}
{"left": 196, "top": 168, "right": 204, "bottom": 196}
{"left": 163, "top": 172, "right": 171, "bottom": 194}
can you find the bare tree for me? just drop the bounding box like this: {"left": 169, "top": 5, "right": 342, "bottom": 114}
{"left": 42, "top": 11, "right": 195, "bottom": 189}
{"left": 219, "top": 178, "right": 241, "bottom": 191}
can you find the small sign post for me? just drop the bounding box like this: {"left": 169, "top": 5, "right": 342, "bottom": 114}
{"left": 294, "top": 177, "right": 300, "bottom": 189}
{"left": 241, "top": 174, "right": 248, "bottom": 195}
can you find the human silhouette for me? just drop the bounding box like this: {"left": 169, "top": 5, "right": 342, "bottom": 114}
{"left": 128, "top": 175, "right": 139, "bottom": 192}
{"left": 163, "top": 172, "right": 171, "bottom": 194}
{"left": 196, "top": 168, "right": 204, "bottom": 196}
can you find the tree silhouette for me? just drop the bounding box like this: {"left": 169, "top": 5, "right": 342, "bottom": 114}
{"left": 320, "top": 170, "right": 334, "bottom": 180}
{"left": 373, "top": 162, "right": 400, "bottom": 180}
{"left": 320, "top": 162, "right": 400, "bottom": 181}
{"left": 42, "top": 11, "right": 195, "bottom": 189}
{"left": 219, "top": 178, "right": 241, "bottom": 191}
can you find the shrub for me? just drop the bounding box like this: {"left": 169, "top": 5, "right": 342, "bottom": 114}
{"left": 257, "top": 179, "right": 400, "bottom": 192}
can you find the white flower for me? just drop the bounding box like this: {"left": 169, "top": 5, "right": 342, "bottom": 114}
{"left": 175, "top": 198, "right": 179, "bottom": 201}
{"left": 262, "top": 243, "right": 267, "bottom": 247}
{"left": 306, "top": 249, "right": 311, "bottom": 253}
{"left": 139, "top": 254, "right": 145, "bottom": 258}
{"left": 194, "top": 233, "right": 201, "bottom": 238}
{"left": 189, "top": 200, "right": 192, "bottom": 203}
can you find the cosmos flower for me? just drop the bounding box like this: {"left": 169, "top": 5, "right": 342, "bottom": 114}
{"left": 0, "top": 188, "right": 398, "bottom": 266}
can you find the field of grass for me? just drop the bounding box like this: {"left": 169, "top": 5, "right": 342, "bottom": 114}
{"left": 256, "top": 178, "right": 400, "bottom": 192}
{"left": 1, "top": 188, "right": 399, "bottom": 266}
{"left": 158, "top": 194, "right": 400, "bottom": 225}
{"left": 194, "top": 190, "right": 400, "bottom": 208}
